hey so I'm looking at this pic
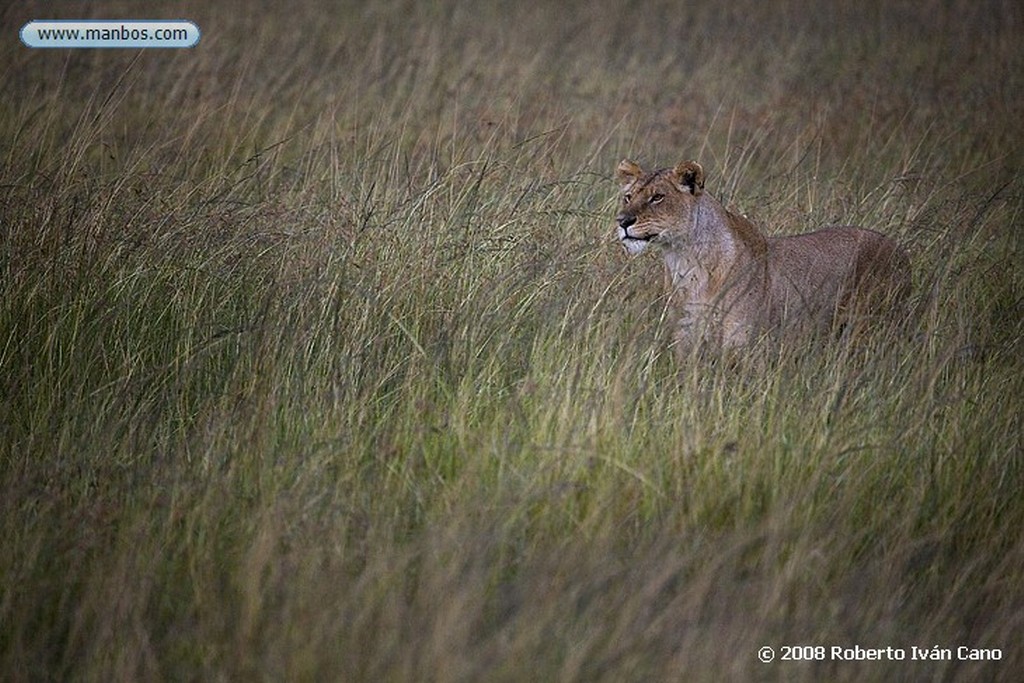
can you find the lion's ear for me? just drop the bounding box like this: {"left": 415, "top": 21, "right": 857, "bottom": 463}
{"left": 617, "top": 159, "right": 644, "bottom": 189}
{"left": 673, "top": 161, "right": 705, "bottom": 195}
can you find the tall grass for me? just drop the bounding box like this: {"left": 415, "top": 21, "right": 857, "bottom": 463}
{"left": 2, "top": 0, "right": 1023, "bottom": 680}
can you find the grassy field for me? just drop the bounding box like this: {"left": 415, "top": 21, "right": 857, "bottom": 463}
{"left": 2, "top": 0, "right": 1023, "bottom": 680}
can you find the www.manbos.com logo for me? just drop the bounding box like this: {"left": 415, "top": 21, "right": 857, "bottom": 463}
{"left": 21, "top": 20, "right": 200, "bottom": 48}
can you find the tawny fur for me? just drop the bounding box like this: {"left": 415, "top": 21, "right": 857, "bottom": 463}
{"left": 615, "top": 159, "right": 910, "bottom": 356}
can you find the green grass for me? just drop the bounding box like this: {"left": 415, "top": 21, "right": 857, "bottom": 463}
{"left": 2, "top": 0, "right": 1023, "bottom": 680}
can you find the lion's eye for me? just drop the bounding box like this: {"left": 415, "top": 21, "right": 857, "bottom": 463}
{"left": 623, "top": 193, "right": 632, "bottom": 204}
{"left": 650, "top": 193, "right": 665, "bottom": 205}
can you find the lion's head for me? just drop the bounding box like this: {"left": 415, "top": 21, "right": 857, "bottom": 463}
{"left": 615, "top": 159, "right": 705, "bottom": 255}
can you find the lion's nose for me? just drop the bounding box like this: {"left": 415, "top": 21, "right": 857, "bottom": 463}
{"left": 617, "top": 215, "right": 636, "bottom": 230}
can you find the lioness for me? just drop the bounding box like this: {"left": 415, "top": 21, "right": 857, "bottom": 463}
{"left": 615, "top": 159, "right": 910, "bottom": 354}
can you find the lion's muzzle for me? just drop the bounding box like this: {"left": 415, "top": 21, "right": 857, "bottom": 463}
{"left": 616, "top": 215, "right": 654, "bottom": 255}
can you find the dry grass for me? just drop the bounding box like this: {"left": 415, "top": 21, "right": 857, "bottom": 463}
{"left": 2, "top": 0, "right": 1023, "bottom": 680}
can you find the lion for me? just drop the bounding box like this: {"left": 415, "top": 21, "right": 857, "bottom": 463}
{"left": 615, "top": 159, "right": 911, "bottom": 355}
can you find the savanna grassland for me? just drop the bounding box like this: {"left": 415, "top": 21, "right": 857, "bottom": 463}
{"left": 2, "top": 0, "right": 1023, "bottom": 680}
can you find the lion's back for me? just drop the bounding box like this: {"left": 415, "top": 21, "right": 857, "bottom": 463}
{"left": 765, "top": 226, "right": 910, "bottom": 329}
